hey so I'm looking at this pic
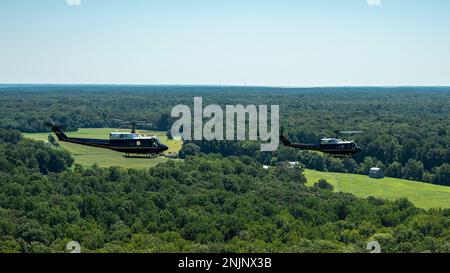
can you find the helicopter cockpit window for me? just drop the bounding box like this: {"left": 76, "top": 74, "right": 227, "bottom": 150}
{"left": 149, "top": 139, "right": 158, "bottom": 147}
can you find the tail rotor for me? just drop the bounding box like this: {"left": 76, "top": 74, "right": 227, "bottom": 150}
{"left": 279, "top": 128, "right": 292, "bottom": 146}
{"left": 44, "top": 121, "right": 68, "bottom": 140}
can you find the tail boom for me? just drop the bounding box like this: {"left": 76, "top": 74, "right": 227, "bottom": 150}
{"left": 280, "top": 134, "right": 321, "bottom": 151}
{"left": 49, "top": 125, "right": 110, "bottom": 148}
{"left": 50, "top": 125, "right": 68, "bottom": 141}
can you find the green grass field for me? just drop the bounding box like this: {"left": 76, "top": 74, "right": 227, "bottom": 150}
{"left": 22, "top": 129, "right": 450, "bottom": 209}
{"left": 24, "top": 128, "right": 183, "bottom": 169}
{"left": 304, "top": 169, "right": 450, "bottom": 209}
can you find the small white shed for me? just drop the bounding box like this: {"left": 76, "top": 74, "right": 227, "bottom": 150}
{"left": 369, "top": 167, "right": 384, "bottom": 179}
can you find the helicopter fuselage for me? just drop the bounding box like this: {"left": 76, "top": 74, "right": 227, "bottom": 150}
{"left": 50, "top": 126, "right": 168, "bottom": 155}
{"left": 280, "top": 135, "right": 362, "bottom": 157}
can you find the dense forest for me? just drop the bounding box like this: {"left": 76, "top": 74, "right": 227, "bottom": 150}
{"left": 1, "top": 85, "right": 449, "bottom": 185}
{"left": 0, "top": 130, "right": 449, "bottom": 253}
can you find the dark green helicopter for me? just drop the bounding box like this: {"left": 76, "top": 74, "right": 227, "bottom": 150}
{"left": 280, "top": 130, "right": 363, "bottom": 157}
{"left": 46, "top": 120, "right": 168, "bottom": 158}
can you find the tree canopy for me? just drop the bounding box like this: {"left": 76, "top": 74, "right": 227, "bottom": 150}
{"left": 0, "top": 130, "right": 449, "bottom": 253}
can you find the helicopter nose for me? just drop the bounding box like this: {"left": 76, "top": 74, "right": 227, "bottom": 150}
{"left": 160, "top": 144, "right": 169, "bottom": 151}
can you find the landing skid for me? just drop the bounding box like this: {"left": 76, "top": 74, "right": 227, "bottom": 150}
{"left": 123, "top": 153, "right": 158, "bottom": 159}
{"left": 329, "top": 154, "right": 353, "bottom": 158}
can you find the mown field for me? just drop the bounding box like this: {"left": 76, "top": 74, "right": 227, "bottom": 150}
{"left": 305, "top": 169, "right": 450, "bottom": 209}
{"left": 23, "top": 129, "right": 450, "bottom": 209}
{"left": 24, "top": 128, "right": 183, "bottom": 169}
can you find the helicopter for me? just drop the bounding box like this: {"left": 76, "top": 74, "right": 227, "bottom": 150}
{"left": 45, "top": 120, "right": 168, "bottom": 158}
{"left": 280, "top": 130, "right": 363, "bottom": 157}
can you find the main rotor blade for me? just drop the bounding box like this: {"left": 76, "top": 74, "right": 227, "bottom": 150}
{"left": 339, "top": 131, "right": 364, "bottom": 134}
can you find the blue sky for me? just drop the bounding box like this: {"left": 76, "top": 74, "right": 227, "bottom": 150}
{"left": 1, "top": 0, "right": 449, "bottom": 86}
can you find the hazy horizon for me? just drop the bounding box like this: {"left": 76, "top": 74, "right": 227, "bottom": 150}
{"left": 1, "top": 83, "right": 450, "bottom": 89}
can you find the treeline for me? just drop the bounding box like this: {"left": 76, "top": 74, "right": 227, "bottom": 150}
{"left": 180, "top": 140, "right": 450, "bottom": 186}
{"left": 1, "top": 85, "right": 450, "bottom": 185}
{"left": 0, "top": 129, "right": 73, "bottom": 174}
{"left": 0, "top": 130, "right": 449, "bottom": 253}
